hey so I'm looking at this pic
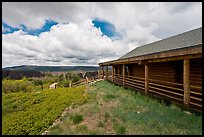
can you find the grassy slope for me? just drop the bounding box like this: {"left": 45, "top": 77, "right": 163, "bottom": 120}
{"left": 2, "top": 86, "right": 88, "bottom": 135}
{"left": 47, "top": 81, "right": 202, "bottom": 135}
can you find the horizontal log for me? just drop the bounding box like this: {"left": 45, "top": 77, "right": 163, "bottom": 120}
{"left": 190, "top": 77, "right": 202, "bottom": 80}
{"left": 149, "top": 85, "right": 183, "bottom": 97}
{"left": 125, "top": 82, "right": 144, "bottom": 88}
{"left": 150, "top": 69, "right": 175, "bottom": 72}
{"left": 190, "top": 91, "right": 202, "bottom": 95}
{"left": 190, "top": 82, "right": 202, "bottom": 86}
{"left": 149, "top": 79, "right": 183, "bottom": 86}
{"left": 115, "top": 78, "right": 122, "bottom": 81}
{"left": 149, "top": 65, "right": 175, "bottom": 67}
{"left": 190, "top": 81, "right": 202, "bottom": 85}
{"left": 114, "top": 77, "right": 122, "bottom": 80}
{"left": 190, "top": 85, "right": 202, "bottom": 89}
{"left": 125, "top": 79, "right": 145, "bottom": 87}
{"left": 150, "top": 75, "right": 176, "bottom": 79}
{"left": 149, "top": 82, "right": 183, "bottom": 92}
{"left": 114, "top": 79, "right": 122, "bottom": 82}
{"left": 149, "top": 79, "right": 176, "bottom": 83}
{"left": 115, "top": 77, "right": 123, "bottom": 80}
{"left": 149, "top": 78, "right": 176, "bottom": 83}
{"left": 190, "top": 77, "right": 202, "bottom": 81}
{"left": 114, "top": 76, "right": 122, "bottom": 78}
{"left": 150, "top": 71, "right": 176, "bottom": 74}
{"left": 115, "top": 75, "right": 123, "bottom": 78}
{"left": 149, "top": 89, "right": 183, "bottom": 102}
{"left": 126, "top": 75, "right": 145, "bottom": 80}
{"left": 149, "top": 74, "right": 176, "bottom": 78}
{"left": 190, "top": 96, "right": 202, "bottom": 102}
{"left": 189, "top": 102, "right": 202, "bottom": 108}
{"left": 125, "top": 77, "right": 145, "bottom": 84}
{"left": 114, "top": 78, "right": 123, "bottom": 82}
{"left": 125, "top": 82, "right": 145, "bottom": 91}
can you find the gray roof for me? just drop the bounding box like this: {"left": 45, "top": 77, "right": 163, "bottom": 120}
{"left": 120, "top": 27, "right": 202, "bottom": 59}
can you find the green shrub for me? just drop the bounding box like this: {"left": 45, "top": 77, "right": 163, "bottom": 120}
{"left": 58, "top": 80, "right": 70, "bottom": 88}
{"left": 71, "top": 74, "right": 80, "bottom": 83}
{"left": 2, "top": 86, "right": 87, "bottom": 135}
{"left": 2, "top": 79, "right": 33, "bottom": 93}
{"left": 70, "top": 114, "right": 83, "bottom": 124}
{"left": 33, "top": 79, "right": 43, "bottom": 86}
{"left": 58, "top": 74, "right": 64, "bottom": 81}
{"left": 65, "top": 73, "right": 80, "bottom": 83}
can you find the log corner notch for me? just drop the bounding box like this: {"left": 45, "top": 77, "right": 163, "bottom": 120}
{"left": 183, "top": 59, "right": 190, "bottom": 107}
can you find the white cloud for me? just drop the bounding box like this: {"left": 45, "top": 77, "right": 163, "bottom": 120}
{"left": 3, "top": 2, "right": 202, "bottom": 37}
{"left": 2, "top": 19, "right": 133, "bottom": 67}
{"left": 2, "top": 2, "right": 202, "bottom": 67}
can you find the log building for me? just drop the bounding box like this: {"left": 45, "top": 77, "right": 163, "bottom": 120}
{"left": 99, "top": 27, "right": 202, "bottom": 112}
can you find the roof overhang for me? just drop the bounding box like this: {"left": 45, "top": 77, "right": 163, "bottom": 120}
{"left": 99, "top": 44, "right": 202, "bottom": 66}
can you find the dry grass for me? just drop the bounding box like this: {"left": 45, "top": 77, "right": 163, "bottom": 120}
{"left": 46, "top": 81, "right": 202, "bottom": 135}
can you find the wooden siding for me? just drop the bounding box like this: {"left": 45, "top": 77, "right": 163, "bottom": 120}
{"left": 148, "top": 61, "right": 184, "bottom": 106}
{"left": 128, "top": 64, "right": 145, "bottom": 78}
{"left": 189, "top": 58, "right": 202, "bottom": 111}
{"left": 149, "top": 61, "right": 182, "bottom": 83}
{"left": 102, "top": 57, "right": 202, "bottom": 112}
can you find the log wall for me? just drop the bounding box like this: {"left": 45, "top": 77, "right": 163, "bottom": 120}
{"left": 148, "top": 61, "right": 184, "bottom": 106}
{"left": 103, "top": 57, "right": 202, "bottom": 112}
{"left": 189, "top": 58, "right": 202, "bottom": 111}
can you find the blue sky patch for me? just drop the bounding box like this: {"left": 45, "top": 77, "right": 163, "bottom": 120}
{"left": 92, "top": 18, "right": 122, "bottom": 39}
{"left": 2, "top": 23, "right": 20, "bottom": 34}
{"left": 2, "top": 19, "right": 58, "bottom": 36}
{"left": 21, "top": 19, "right": 58, "bottom": 36}
{"left": 3, "top": 18, "right": 122, "bottom": 39}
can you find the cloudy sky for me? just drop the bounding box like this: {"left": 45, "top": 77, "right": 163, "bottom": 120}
{"left": 2, "top": 2, "right": 202, "bottom": 68}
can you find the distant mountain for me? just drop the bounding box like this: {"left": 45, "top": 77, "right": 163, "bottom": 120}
{"left": 2, "top": 65, "right": 100, "bottom": 72}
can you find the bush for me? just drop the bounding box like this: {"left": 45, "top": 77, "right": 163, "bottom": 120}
{"left": 33, "top": 79, "right": 43, "bottom": 86}
{"left": 70, "top": 114, "right": 83, "bottom": 124}
{"left": 58, "top": 74, "right": 64, "bottom": 81}
{"left": 2, "top": 79, "right": 33, "bottom": 93}
{"left": 58, "top": 80, "right": 70, "bottom": 88}
{"left": 2, "top": 86, "right": 87, "bottom": 135}
{"left": 65, "top": 73, "right": 80, "bottom": 83}
{"left": 71, "top": 74, "right": 80, "bottom": 83}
